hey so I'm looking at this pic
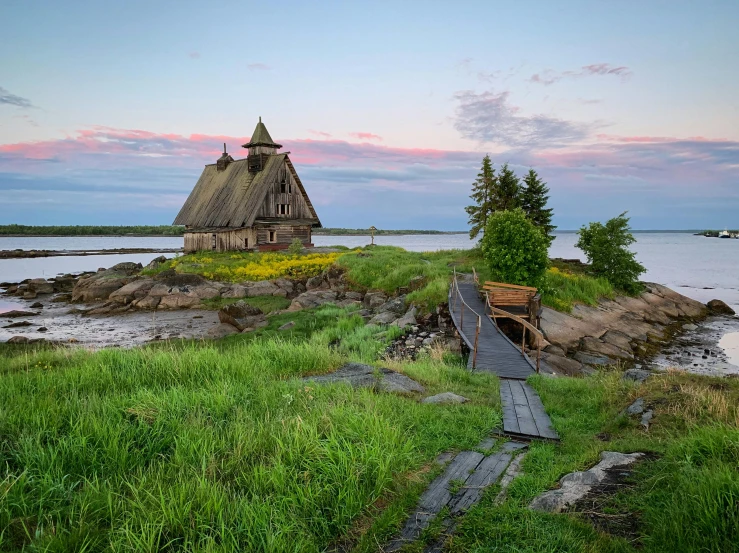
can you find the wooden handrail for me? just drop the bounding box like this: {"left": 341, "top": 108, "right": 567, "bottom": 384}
{"left": 482, "top": 281, "right": 538, "bottom": 292}
{"left": 451, "top": 269, "right": 483, "bottom": 370}
{"left": 487, "top": 298, "right": 544, "bottom": 373}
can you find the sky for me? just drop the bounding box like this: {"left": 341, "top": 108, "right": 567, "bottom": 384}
{"left": 1, "top": 0, "right": 738, "bottom": 230}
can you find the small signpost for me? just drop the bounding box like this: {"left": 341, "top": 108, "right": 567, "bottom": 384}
{"left": 369, "top": 225, "right": 377, "bottom": 246}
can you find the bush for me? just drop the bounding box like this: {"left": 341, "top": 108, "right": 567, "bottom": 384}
{"left": 480, "top": 208, "right": 549, "bottom": 288}
{"left": 576, "top": 212, "right": 646, "bottom": 294}
{"left": 288, "top": 238, "right": 304, "bottom": 255}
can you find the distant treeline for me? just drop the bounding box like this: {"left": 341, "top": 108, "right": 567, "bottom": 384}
{"left": 0, "top": 225, "right": 186, "bottom": 236}
{"left": 313, "top": 228, "right": 464, "bottom": 236}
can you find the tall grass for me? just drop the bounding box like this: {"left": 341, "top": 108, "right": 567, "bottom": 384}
{"left": 0, "top": 307, "right": 500, "bottom": 552}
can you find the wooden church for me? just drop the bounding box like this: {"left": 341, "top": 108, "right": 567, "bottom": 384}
{"left": 174, "top": 118, "right": 321, "bottom": 253}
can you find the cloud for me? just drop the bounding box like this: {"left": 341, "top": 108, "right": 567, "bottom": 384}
{"left": 453, "top": 89, "right": 591, "bottom": 147}
{"left": 1, "top": 127, "right": 737, "bottom": 230}
{"left": 530, "top": 63, "right": 632, "bottom": 85}
{"left": 247, "top": 63, "right": 271, "bottom": 71}
{"left": 349, "top": 132, "right": 383, "bottom": 142}
{"left": 0, "top": 86, "right": 34, "bottom": 108}
{"left": 308, "top": 130, "right": 332, "bottom": 138}
{"left": 188, "top": 52, "right": 200, "bottom": 59}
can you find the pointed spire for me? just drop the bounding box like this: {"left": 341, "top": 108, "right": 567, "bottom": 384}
{"left": 242, "top": 118, "right": 282, "bottom": 149}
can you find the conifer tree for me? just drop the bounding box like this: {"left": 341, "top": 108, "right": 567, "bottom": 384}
{"left": 520, "top": 168, "right": 556, "bottom": 245}
{"left": 465, "top": 155, "right": 497, "bottom": 239}
{"left": 493, "top": 163, "right": 521, "bottom": 211}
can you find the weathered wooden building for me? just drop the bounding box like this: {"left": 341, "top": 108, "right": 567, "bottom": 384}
{"left": 174, "top": 118, "right": 321, "bottom": 252}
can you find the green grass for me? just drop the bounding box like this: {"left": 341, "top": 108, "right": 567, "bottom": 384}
{"left": 0, "top": 306, "right": 501, "bottom": 552}
{"left": 449, "top": 370, "right": 739, "bottom": 552}
{"left": 541, "top": 267, "right": 615, "bottom": 312}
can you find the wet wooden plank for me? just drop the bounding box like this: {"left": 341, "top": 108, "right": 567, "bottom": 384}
{"left": 499, "top": 380, "right": 520, "bottom": 434}
{"left": 522, "top": 382, "right": 559, "bottom": 440}
{"left": 448, "top": 451, "right": 513, "bottom": 514}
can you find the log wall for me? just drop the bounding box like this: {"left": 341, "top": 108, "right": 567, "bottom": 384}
{"left": 184, "top": 228, "right": 255, "bottom": 253}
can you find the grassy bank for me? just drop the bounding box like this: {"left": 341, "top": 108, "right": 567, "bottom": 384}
{"left": 0, "top": 306, "right": 500, "bottom": 552}
{"left": 0, "top": 225, "right": 186, "bottom": 237}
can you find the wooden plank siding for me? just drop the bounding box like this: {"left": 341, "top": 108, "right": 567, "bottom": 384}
{"left": 255, "top": 165, "right": 314, "bottom": 220}
{"left": 184, "top": 228, "right": 255, "bottom": 253}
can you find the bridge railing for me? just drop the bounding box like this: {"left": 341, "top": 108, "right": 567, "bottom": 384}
{"left": 449, "top": 269, "right": 482, "bottom": 369}
{"left": 486, "top": 301, "right": 544, "bottom": 373}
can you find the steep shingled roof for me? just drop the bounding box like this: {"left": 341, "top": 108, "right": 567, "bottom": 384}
{"left": 173, "top": 154, "right": 320, "bottom": 228}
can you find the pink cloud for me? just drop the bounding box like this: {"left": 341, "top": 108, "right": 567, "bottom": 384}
{"left": 530, "top": 63, "right": 633, "bottom": 86}
{"left": 308, "top": 130, "right": 332, "bottom": 138}
{"left": 349, "top": 132, "right": 383, "bottom": 142}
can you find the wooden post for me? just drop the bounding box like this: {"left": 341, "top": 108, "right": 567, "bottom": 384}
{"left": 473, "top": 315, "right": 480, "bottom": 369}
{"left": 536, "top": 341, "right": 541, "bottom": 373}
{"left": 521, "top": 326, "right": 526, "bottom": 355}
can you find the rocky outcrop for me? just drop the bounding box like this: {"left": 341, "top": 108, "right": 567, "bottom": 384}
{"left": 304, "top": 362, "right": 425, "bottom": 395}
{"left": 421, "top": 392, "right": 468, "bottom": 404}
{"left": 539, "top": 282, "right": 708, "bottom": 375}
{"left": 288, "top": 290, "right": 338, "bottom": 310}
{"left": 72, "top": 263, "right": 143, "bottom": 303}
{"left": 217, "top": 301, "right": 267, "bottom": 331}
{"left": 529, "top": 451, "right": 644, "bottom": 513}
{"left": 707, "top": 299, "right": 735, "bottom": 316}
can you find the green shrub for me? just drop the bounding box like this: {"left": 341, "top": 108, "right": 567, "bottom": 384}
{"left": 576, "top": 212, "right": 646, "bottom": 294}
{"left": 480, "top": 208, "right": 549, "bottom": 288}
{"left": 288, "top": 238, "right": 304, "bottom": 255}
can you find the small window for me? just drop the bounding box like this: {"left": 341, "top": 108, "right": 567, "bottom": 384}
{"left": 268, "top": 231, "right": 277, "bottom": 243}
{"left": 211, "top": 234, "right": 217, "bottom": 250}
{"left": 278, "top": 204, "right": 290, "bottom": 216}
{"left": 280, "top": 182, "right": 287, "bottom": 194}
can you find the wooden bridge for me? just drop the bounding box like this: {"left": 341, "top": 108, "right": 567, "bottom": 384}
{"left": 448, "top": 272, "right": 558, "bottom": 441}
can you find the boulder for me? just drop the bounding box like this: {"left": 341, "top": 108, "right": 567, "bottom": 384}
{"left": 529, "top": 451, "right": 644, "bottom": 513}
{"left": 305, "top": 363, "right": 425, "bottom": 395}
{"left": 544, "top": 344, "right": 566, "bottom": 357}
{"left": 369, "top": 311, "right": 397, "bottom": 325}
{"left": 109, "top": 279, "right": 157, "bottom": 305}
{"left": 154, "top": 271, "right": 207, "bottom": 287}
{"left": 245, "top": 280, "right": 280, "bottom": 297}
{"left": 278, "top": 321, "right": 296, "bottom": 331}
{"left": 622, "top": 368, "right": 652, "bottom": 383}
{"left": 421, "top": 392, "right": 468, "bottom": 404}
{"left": 218, "top": 301, "right": 265, "bottom": 331}
{"left": 581, "top": 336, "right": 633, "bottom": 360}
{"left": 205, "top": 323, "right": 240, "bottom": 339}
{"left": 641, "top": 410, "right": 654, "bottom": 429}
{"left": 344, "top": 291, "right": 364, "bottom": 301}
{"left": 28, "top": 278, "right": 54, "bottom": 295}
{"left": 51, "top": 294, "right": 72, "bottom": 303}
{"left": 273, "top": 278, "right": 295, "bottom": 295}
{"left": 541, "top": 352, "right": 585, "bottom": 376}
{"left": 306, "top": 274, "right": 329, "bottom": 290}
{"left": 157, "top": 284, "right": 220, "bottom": 309}
{"left": 377, "top": 296, "right": 406, "bottom": 316}
{"left": 601, "top": 330, "right": 633, "bottom": 352}
{"left": 3, "top": 321, "right": 33, "bottom": 328}
{"left": 573, "top": 351, "right": 617, "bottom": 367}
{"left": 707, "top": 299, "right": 735, "bottom": 316}
{"left": 145, "top": 255, "right": 168, "bottom": 270}
{"left": 72, "top": 263, "right": 143, "bottom": 303}
{"left": 7, "top": 336, "right": 30, "bottom": 344}
{"left": 392, "top": 306, "right": 418, "bottom": 328}
{"left": 624, "top": 397, "right": 645, "bottom": 416}
{"left": 288, "top": 290, "right": 338, "bottom": 311}
{"left": 133, "top": 295, "right": 161, "bottom": 309}
{"left": 364, "top": 291, "right": 388, "bottom": 309}
{"left": 30, "top": 301, "right": 43, "bottom": 309}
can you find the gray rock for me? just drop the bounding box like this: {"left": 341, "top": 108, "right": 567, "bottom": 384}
{"left": 544, "top": 344, "right": 566, "bottom": 357}
{"left": 344, "top": 291, "right": 363, "bottom": 301}
{"left": 305, "top": 362, "right": 425, "bottom": 395}
{"left": 541, "top": 352, "right": 585, "bottom": 376}
{"left": 222, "top": 285, "right": 248, "bottom": 299}
{"left": 421, "top": 392, "right": 468, "bottom": 404}
{"left": 205, "top": 323, "right": 240, "bottom": 339}
{"left": 529, "top": 451, "right": 644, "bottom": 513}
{"left": 3, "top": 321, "right": 33, "bottom": 328}
{"left": 601, "top": 330, "right": 633, "bottom": 352}
{"left": 369, "top": 311, "right": 397, "bottom": 325}
{"left": 2, "top": 310, "right": 39, "bottom": 318}
{"left": 278, "top": 321, "right": 296, "bottom": 331}
{"left": 641, "top": 410, "right": 654, "bottom": 429}
{"left": 29, "top": 302, "right": 43, "bottom": 309}
{"left": 145, "top": 255, "right": 168, "bottom": 270}
{"left": 624, "top": 397, "right": 645, "bottom": 415}
{"left": 109, "top": 279, "right": 157, "bottom": 304}
{"left": 218, "top": 301, "right": 265, "bottom": 331}
{"left": 245, "top": 280, "right": 280, "bottom": 297}
{"left": 622, "top": 368, "right": 652, "bottom": 383}
{"left": 72, "top": 263, "right": 143, "bottom": 302}
{"left": 288, "top": 290, "right": 338, "bottom": 311}
{"left": 581, "top": 336, "right": 633, "bottom": 360}
{"left": 7, "top": 336, "right": 30, "bottom": 344}
{"left": 377, "top": 296, "right": 406, "bottom": 315}
{"left": 707, "top": 299, "right": 735, "bottom": 315}
{"left": 682, "top": 323, "right": 698, "bottom": 331}
{"left": 573, "top": 351, "right": 617, "bottom": 367}
{"left": 306, "top": 274, "right": 329, "bottom": 290}
{"left": 273, "top": 278, "right": 294, "bottom": 295}
{"left": 364, "top": 291, "right": 388, "bottom": 309}
{"left": 392, "top": 306, "right": 418, "bottom": 328}
{"left": 28, "top": 278, "right": 54, "bottom": 295}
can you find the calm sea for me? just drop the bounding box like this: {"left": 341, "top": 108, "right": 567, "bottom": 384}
{"left": 1, "top": 233, "right": 737, "bottom": 311}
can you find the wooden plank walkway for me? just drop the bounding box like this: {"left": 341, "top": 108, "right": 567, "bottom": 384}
{"left": 499, "top": 379, "right": 559, "bottom": 440}
{"left": 449, "top": 280, "right": 535, "bottom": 380}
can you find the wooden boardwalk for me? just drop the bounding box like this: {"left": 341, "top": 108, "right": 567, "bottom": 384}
{"left": 449, "top": 280, "right": 535, "bottom": 379}
{"left": 449, "top": 277, "right": 559, "bottom": 441}
{"left": 499, "top": 379, "right": 559, "bottom": 440}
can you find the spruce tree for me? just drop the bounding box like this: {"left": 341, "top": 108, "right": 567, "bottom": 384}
{"left": 465, "top": 155, "right": 497, "bottom": 239}
{"left": 521, "top": 168, "right": 556, "bottom": 245}
{"left": 493, "top": 163, "right": 521, "bottom": 211}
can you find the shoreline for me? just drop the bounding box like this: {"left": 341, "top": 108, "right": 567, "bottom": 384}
{"left": 0, "top": 248, "right": 182, "bottom": 259}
